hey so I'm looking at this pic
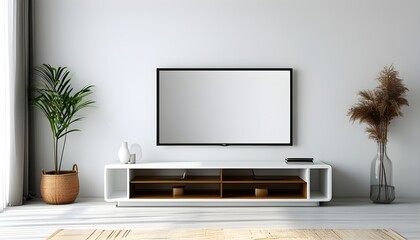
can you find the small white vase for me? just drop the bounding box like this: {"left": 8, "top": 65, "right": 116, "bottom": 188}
{"left": 118, "top": 142, "right": 130, "bottom": 164}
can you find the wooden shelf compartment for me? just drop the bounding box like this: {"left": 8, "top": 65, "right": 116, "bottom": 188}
{"left": 128, "top": 168, "right": 308, "bottom": 200}
{"left": 131, "top": 189, "right": 221, "bottom": 199}
{"left": 222, "top": 182, "right": 307, "bottom": 199}
{"left": 222, "top": 190, "right": 307, "bottom": 199}
{"left": 129, "top": 169, "right": 223, "bottom": 199}
{"left": 131, "top": 175, "right": 221, "bottom": 184}
{"left": 222, "top": 176, "right": 305, "bottom": 184}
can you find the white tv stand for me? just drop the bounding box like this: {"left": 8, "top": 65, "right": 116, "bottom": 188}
{"left": 104, "top": 161, "right": 332, "bottom": 207}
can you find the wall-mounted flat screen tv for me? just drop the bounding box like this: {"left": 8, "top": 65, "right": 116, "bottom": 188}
{"left": 157, "top": 68, "right": 293, "bottom": 146}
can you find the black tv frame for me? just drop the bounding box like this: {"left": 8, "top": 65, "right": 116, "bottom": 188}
{"left": 157, "top": 68, "right": 293, "bottom": 146}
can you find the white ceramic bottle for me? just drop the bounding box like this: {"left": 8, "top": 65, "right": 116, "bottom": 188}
{"left": 118, "top": 142, "right": 130, "bottom": 164}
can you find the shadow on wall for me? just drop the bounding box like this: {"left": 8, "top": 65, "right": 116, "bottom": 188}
{"left": 292, "top": 70, "right": 299, "bottom": 146}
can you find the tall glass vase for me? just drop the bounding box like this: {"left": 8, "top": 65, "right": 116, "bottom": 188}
{"left": 370, "top": 142, "right": 395, "bottom": 203}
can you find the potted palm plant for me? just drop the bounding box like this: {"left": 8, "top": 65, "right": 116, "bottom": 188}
{"left": 348, "top": 65, "right": 408, "bottom": 203}
{"left": 32, "top": 64, "right": 94, "bottom": 204}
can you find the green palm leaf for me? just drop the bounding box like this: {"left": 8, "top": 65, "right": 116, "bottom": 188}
{"left": 31, "top": 64, "right": 95, "bottom": 173}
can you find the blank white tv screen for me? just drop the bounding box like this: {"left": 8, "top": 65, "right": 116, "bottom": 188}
{"left": 157, "top": 68, "right": 293, "bottom": 145}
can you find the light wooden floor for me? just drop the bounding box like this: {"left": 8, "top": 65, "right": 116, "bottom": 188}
{"left": 0, "top": 198, "right": 419, "bottom": 239}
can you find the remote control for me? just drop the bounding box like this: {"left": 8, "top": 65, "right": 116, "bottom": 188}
{"left": 285, "top": 158, "right": 314, "bottom": 162}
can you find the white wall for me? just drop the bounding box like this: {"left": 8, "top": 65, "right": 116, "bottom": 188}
{"left": 31, "top": 0, "right": 420, "bottom": 198}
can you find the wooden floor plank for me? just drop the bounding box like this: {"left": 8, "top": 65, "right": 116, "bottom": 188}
{"left": 0, "top": 198, "right": 418, "bottom": 239}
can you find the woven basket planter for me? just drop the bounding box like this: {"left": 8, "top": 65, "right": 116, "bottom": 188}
{"left": 40, "top": 164, "right": 79, "bottom": 204}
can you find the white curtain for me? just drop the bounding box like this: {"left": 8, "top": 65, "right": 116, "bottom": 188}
{"left": 1, "top": 0, "right": 29, "bottom": 208}
{"left": 0, "top": 0, "right": 9, "bottom": 212}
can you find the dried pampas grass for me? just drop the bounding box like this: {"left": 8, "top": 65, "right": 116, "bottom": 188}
{"left": 348, "top": 65, "right": 409, "bottom": 143}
